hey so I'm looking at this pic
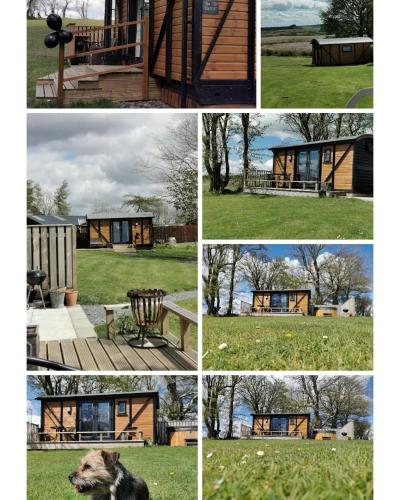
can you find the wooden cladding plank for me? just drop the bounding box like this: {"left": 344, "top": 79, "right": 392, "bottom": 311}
{"left": 65, "top": 226, "right": 72, "bottom": 288}
{"left": 57, "top": 226, "right": 66, "bottom": 288}
{"left": 48, "top": 227, "right": 57, "bottom": 290}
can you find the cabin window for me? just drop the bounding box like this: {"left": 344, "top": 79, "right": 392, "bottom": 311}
{"left": 117, "top": 401, "right": 127, "bottom": 415}
{"left": 324, "top": 148, "right": 332, "bottom": 163}
{"left": 342, "top": 45, "right": 353, "bottom": 53}
{"left": 322, "top": 436, "right": 332, "bottom": 440}
{"left": 289, "top": 417, "right": 296, "bottom": 425}
{"left": 289, "top": 292, "right": 296, "bottom": 301}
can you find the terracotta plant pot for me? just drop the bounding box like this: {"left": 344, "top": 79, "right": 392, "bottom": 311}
{"left": 65, "top": 290, "right": 78, "bottom": 307}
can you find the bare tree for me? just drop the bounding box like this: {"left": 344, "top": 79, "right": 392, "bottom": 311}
{"left": 156, "top": 115, "right": 197, "bottom": 223}
{"left": 202, "top": 245, "right": 230, "bottom": 316}
{"left": 203, "top": 376, "right": 229, "bottom": 439}
{"left": 27, "top": 0, "right": 39, "bottom": 17}
{"left": 225, "top": 245, "right": 244, "bottom": 316}
{"left": 226, "top": 376, "right": 243, "bottom": 439}
{"left": 61, "top": 0, "right": 72, "bottom": 17}
{"left": 292, "top": 245, "right": 327, "bottom": 303}
{"left": 239, "top": 376, "right": 291, "bottom": 414}
{"left": 75, "top": 0, "right": 90, "bottom": 18}
{"left": 161, "top": 376, "right": 198, "bottom": 420}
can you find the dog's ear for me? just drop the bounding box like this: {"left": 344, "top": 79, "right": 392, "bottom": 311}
{"left": 101, "top": 450, "right": 120, "bottom": 465}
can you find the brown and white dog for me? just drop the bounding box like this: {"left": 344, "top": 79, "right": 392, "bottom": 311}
{"left": 68, "top": 449, "right": 149, "bottom": 500}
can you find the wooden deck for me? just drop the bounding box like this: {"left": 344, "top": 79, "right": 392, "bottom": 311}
{"left": 36, "top": 64, "right": 161, "bottom": 104}
{"left": 38, "top": 334, "right": 197, "bottom": 371}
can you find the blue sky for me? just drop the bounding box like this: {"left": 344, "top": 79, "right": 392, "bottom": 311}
{"left": 261, "top": 0, "right": 331, "bottom": 28}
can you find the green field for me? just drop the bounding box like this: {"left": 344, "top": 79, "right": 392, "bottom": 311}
{"left": 202, "top": 192, "right": 373, "bottom": 240}
{"left": 77, "top": 244, "right": 197, "bottom": 304}
{"left": 202, "top": 316, "right": 373, "bottom": 370}
{"left": 203, "top": 439, "right": 373, "bottom": 500}
{"left": 261, "top": 56, "right": 373, "bottom": 108}
{"left": 27, "top": 447, "right": 197, "bottom": 500}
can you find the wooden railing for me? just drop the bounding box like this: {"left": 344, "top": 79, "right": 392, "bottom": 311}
{"left": 251, "top": 307, "right": 303, "bottom": 314}
{"left": 251, "top": 430, "right": 303, "bottom": 438}
{"left": 56, "top": 18, "right": 149, "bottom": 106}
{"left": 31, "top": 429, "right": 143, "bottom": 443}
{"left": 245, "top": 172, "right": 331, "bottom": 192}
{"left": 104, "top": 300, "right": 197, "bottom": 353}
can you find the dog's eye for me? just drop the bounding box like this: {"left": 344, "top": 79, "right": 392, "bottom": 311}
{"left": 83, "top": 464, "right": 91, "bottom": 470}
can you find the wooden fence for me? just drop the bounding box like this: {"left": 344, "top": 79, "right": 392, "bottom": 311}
{"left": 153, "top": 225, "right": 198, "bottom": 243}
{"left": 27, "top": 225, "right": 77, "bottom": 292}
{"left": 157, "top": 419, "right": 198, "bottom": 445}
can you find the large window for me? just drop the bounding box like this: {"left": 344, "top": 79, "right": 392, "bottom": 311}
{"left": 271, "top": 416, "right": 288, "bottom": 434}
{"left": 112, "top": 220, "right": 130, "bottom": 244}
{"left": 78, "top": 401, "right": 113, "bottom": 440}
{"left": 297, "top": 149, "right": 320, "bottom": 182}
{"left": 271, "top": 293, "right": 289, "bottom": 309}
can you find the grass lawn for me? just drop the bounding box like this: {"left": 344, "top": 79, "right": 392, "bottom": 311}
{"left": 202, "top": 192, "right": 373, "bottom": 240}
{"left": 202, "top": 316, "right": 373, "bottom": 370}
{"left": 77, "top": 244, "right": 197, "bottom": 304}
{"left": 203, "top": 439, "right": 373, "bottom": 500}
{"left": 27, "top": 447, "right": 197, "bottom": 500}
{"left": 95, "top": 297, "right": 198, "bottom": 350}
{"left": 261, "top": 56, "right": 373, "bottom": 108}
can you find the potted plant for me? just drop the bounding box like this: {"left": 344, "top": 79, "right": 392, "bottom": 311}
{"left": 65, "top": 289, "right": 79, "bottom": 307}
{"left": 49, "top": 287, "right": 66, "bottom": 308}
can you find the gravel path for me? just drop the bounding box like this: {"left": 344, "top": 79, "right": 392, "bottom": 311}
{"left": 120, "top": 101, "right": 172, "bottom": 108}
{"left": 82, "top": 290, "right": 197, "bottom": 326}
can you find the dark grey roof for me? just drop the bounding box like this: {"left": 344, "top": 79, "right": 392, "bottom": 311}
{"left": 251, "top": 412, "right": 311, "bottom": 417}
{"left": 252, "top": 289, "right": 311, "bottom": 293}
{"left": 86, "top": 212, "right": 153, "bottom": 220}
{"left": 36, "top": 391, "right": 159, "bottom": 401}
{"left": 269, "top": 134, "right": 373, "bottom": 151}
{"left": 27, "top": 214, "right": 87, "bottom": 226}
{"left": 311, "top": 37, "right": 373, "bottom": 46}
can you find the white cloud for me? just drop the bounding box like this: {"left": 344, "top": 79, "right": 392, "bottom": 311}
{"left": 262, "top": 0, "right": 330, "bottom": 26}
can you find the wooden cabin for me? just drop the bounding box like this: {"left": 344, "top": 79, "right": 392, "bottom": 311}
{"left": 244, "top": 135, "right": 373, "bottom": 197}
{"left": 35, "top": 391, "right": 159, "bottom": 448}
{"left": 167, "top": 421, "right": 198, "bottom": 446}
{"left": 251, "top": 413, "right": 310, "bottom": 439}
{"left": 311, "top": 37, "right": 373, "bottom": 66}
{"left": 150, "top": 0, "right": 256, "bottom": 107}
{"left": 36, "top": 0, "right": 256, "bottom": 108}
{"left": 313, "top": 429, "right": 337, "bottom": 441}
{"left": 249, "top": 289, "right": 311, "bottom": 316}
{"left": 314, "top": 305, "right": 338, "bottom": 317}
{"left": 86, "top": 212, "right": 154, "bottom": 249}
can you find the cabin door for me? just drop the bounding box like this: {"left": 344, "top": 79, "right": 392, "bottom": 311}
{"left": 271, "top": 416, "right": 288, "bottom": 435}
{"left": 111, "top": 220, "right": 130, "bottom": 244}
{"left": 297, "top": 149, "right": 320, "bottom": 182}
{"left": 78, "top": 401, "right": 113, "bottom": 440}
{"left": 270, "top": 293, "right": 288, "bottom": 310}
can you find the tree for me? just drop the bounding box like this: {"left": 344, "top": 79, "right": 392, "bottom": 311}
{"left": 123, "top": 195, "right": 171, "bottom": 225}
{"left": 293, "top": 375, "right": 336, "bottom": 427}
{"left": 202, "top": 113, "right": 231, "bottom": 193}
{"left": 239, "top": 376, "right": 292, "bottom": 414}
{"left": 161, "top": 376, "right": 198, "bottom": 420}
{"left": 203, "top": 376, "right": 229, "bottom": 439}
{"left": 27, "top": 0, "right": 39, "bottom": 17}
{"left": 75, "top": 0, "right": 90, "bottom": 18}
{"left": 157, "top": 115, "right": 197, "bottom": 223}
{"left": 202, "top": 245, "right": 230, "bottom": 316}
{"left": 292, "top": 244, "right": 327, "bottom": 303}
{"left": 225, "top": 245, "right": 244, "bottom": 316}
{"left": 54, "top": 179, "right": 71, "bottom": 216}
{"left": 322, "top": 248, "right": 370, "bottom": 304}
{"left": 320, "top": 0, "right": 373, "bottom": 38}
{"left": 353, "top": 419, "right": 371, "bottom": 439}
{"left": 355, "top": 295, "right": 373, "bottom": 316}
{"left": 61, "top": 0, "right": 72, "bottom": 17}
{"left": 27, "top": 179, "right": 36, "bottom": 213}
{"left": 226, "top": 376, "right": 243, "bottom": 439}
{"left": 280, "top": 113, "right": 373, "bottom": 142}
{"left": 239, "top": 113, "right": 269, "bottom": 187}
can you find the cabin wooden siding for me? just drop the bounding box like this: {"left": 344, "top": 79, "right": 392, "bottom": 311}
{"left": 168, "top": 428, "right": 198, "bottom": 446}
{"left": 315, "top": 307, "right": 338, "bottom": 317}
{"left": 312, "top": 41, "right": 372, "bottom": 66}
{"left": 252, "top": 414, "right": 309, "bottom": 438}
{"left": 314, "top": 431, "right": 337, "bottom": 441}
{"left": 41, "top": 394, "right": 156, "bottom": 443}
{"left": 252, "top": 290, "right": 310, "bottom": 314}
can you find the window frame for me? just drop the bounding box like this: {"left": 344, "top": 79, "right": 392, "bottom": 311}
{"left": 116, "top": 400, "right": 127, "bottom": 416}
{"left": 342, "top": 45, "right": 353, "bottom": 53}
{"left": 324, "top": 148, "right": 332, "bottom": 163}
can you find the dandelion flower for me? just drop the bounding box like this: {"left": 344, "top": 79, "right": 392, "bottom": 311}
{"left": 285, "top": 333, "right": 292, "bottom": 338}
{"left": 218, "top": 343, "right": 228, "bottom": 350}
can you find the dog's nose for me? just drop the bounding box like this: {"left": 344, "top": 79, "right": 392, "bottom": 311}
{"left": 68, "top": 473, "right": 75, "bottom": 482}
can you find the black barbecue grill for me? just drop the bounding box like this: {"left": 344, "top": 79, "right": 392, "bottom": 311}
{"left": 27, "top": 270, "right": 47, "bottom": 308}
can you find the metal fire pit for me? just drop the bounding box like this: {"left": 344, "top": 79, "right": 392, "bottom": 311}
{"left": 127, "top": 289, "right": 167, "bottom": 348}
{"left": 27, "top": 269, "right": 47, "bottom": 308}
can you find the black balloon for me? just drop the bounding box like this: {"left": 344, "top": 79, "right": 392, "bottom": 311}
{"left": 58, "top": 29, "right": 73, "bottom": 44}
{"left": 47, "top": 13, "right": 62, "bottom": 31}
{"left": 44, "top": 31, "right": 59, "bottom": 49}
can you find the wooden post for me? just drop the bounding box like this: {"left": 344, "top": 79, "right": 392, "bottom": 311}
{"left": 105, "top": 309, "right": 114, "bottom": 339}
{"left": 142, "top": 17, "right": 149, "bottom": 101}
{"left": 160, "top": 307, "right": 169, "bottom": 337}
{"left": 180, "top": 317, "right": 192, "bottom": 352}
{"left": 58, "top": 43, "right": 65, "bottom": 107}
